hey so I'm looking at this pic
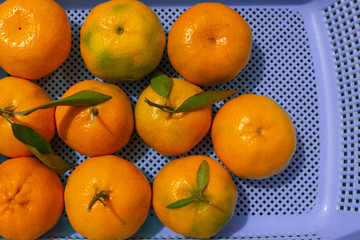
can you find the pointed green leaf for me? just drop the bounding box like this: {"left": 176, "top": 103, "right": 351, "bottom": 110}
{"left": 11, "top": 122, "right": 53, "bottom": 154}
{"left": 174, "top": 89, "right": 240, "bottom": 113}
{"left": 197, "top": 160, "right": 209, "bottom": 192}
{"left": 10, "top": 122, "right": 76, "bottom": 174}
{"left": 17, "top": 90, "right": 112, "bottom": 116}
{"left": 27, "top": 146, "right": 77, "bottom": 175}
{"left": 166, "top": 198, "right": 195, "bottom": 209}
{"left": 150, "top": 71, "right": 173, "bottom": 99}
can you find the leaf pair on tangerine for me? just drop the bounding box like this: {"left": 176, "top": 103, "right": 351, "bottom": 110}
{"left": 0, "top": 90, "right": 112, "bottom": 174}
{"left": 146, "top": 71, "right": 242, "bottom": 113}
{"left": 167, "top": 160, "right": 210, "bottom": 209}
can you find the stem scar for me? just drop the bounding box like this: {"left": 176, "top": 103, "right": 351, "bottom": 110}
{"left": 116, "top": 26, "right": 124, "bottom": 34}
{"left": 208, "top": 38, "right": 216, "bottom": 44}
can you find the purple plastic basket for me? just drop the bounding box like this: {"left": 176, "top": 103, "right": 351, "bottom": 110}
{"left": 0, "top": 0, "right": 359, "bottom": 239}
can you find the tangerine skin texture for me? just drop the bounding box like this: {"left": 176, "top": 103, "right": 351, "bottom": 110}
{"left": 134, "top": 78, "right": 212, "bottom": 155}
{"left": 55, "top": 80, "right": 134, "bottom": 157}
{"left": 64, "top": 155, "right": 152, "bottom": 240}
{"left": 211, "top": 94, "right": 297, "bottom": 179}
{"left": 0, "top": 157, "right": 64, "bottom": 240}
{"left": 152, "top": 155, "right": 238, "bottom": 239}
{"left": 167, "top": 2, "right": 252, "bottom": 86}
{"left": 0, "top": 76, "right": 55, "bottom": 157}
{"left": 0, "top": 0, "right": 71, "bottom": 79}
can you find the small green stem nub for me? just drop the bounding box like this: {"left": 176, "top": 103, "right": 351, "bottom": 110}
{"left": 116, "top": 26, "right": 124, "bottom": 34}
{"left": 88, "top": 188, "right": 111, "bottom": 212}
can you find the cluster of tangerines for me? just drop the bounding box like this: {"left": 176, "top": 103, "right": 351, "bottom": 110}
{"left": 0, "top": 0, "right": 297, "bottom": 239}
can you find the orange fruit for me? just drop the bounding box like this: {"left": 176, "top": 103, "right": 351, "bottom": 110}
{"left": 211, "top": 94, "right": 297, "bottom": 179}
{"left": 152, "top": 155, "right": 238, "bottom": 238}
{"left": 0, "top": 157, "right": 64, "bottom": 240}
{"left": 0, "top": 76, "right": 55, "bottom": 157}
{"left": 0, "top": 0, "right": 71, "bottom": 80}
{"left": 64, "top": 155, "right": 151, "bottom": 240}
{"left": 55, "top": 80, "right": 134, "bottom": 157}
{"left": 167, "top": 2, "right": 252, "bottom": 86}
{"left": 134, "top": 77, "right": 212, "bottom": 155}
{"left": 80, "top": 0, "right": 166, "bottom": 82}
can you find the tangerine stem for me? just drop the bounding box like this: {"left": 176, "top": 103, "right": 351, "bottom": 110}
{"left": 90, "top": 107, "right": 99, "bottom": 127}
{"left": 0, "top": 108, "right": 13, "bottom": 116}
{"left": 144, "top": 98, "right": 175, "bottom": 113}
{"left": 198, "top": 197, "right": 210, "bottom": 204}
{"left": 195, "top": 191, "right": 210, "bottom": 204}
{"left": 88, "top": 188, "right": 111, "bottom": 212}
{"left": 0, "top": 114, "right": 12, "bottom": 124}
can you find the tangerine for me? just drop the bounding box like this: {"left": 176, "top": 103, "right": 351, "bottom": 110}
{"left": 211, "top": 94, "right": 297, "bottom": 179}
{"left": 0, "top": 157, "right": 64, "bottom": 240}
{"left": 0, "top": 76, "right": 55, "bottom": 157}
{"left": 0, "top": 0, "right": 71, "bottom": 79}
{"left": 134, "top": 77, "right": 212, "bottom": 155}
{"left": 80, "top": 0, "right": 166, "bottom": 82}
{"left": 64, "top": 155, "right": 151, "bottom": 239}
{"left": 152, "top": 155, "right": 238, "bottom": 238}
{"left": 167, "top": 2, "right": 252, "bottom": 86}
{"left": 55, "top": 80, "right": 134, "bottom": 157}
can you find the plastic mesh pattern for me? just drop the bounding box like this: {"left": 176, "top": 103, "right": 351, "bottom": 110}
{"left": 322, "top": 0, "right": 360, "bottom": 212}
{"left": 36, "top": 6, "right": 319, "bottom": 221}
{"left": 42, "top": 233, "right": 321, "bottom": 240}
{"left": 128, "top": 233, "right": 322, "bottom": 240}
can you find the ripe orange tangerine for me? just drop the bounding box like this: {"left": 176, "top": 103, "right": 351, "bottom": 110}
{"left": 55, "top": 80, "right": 134, "bottom": 157}
{"left": 152, "top": 155, "right": 238, "bottom": 238}
{"left": 211, "top": 94, "right": 297, "bottom": 179}
{"left": 134, "top": 77, "right": 212, "bottom": 155}
{"left": 0, "top": 157, "right": 64, "bottom": 240}
{"left": 0, "top": 0, "right": 71, "bottom": 79}
{"left": 64, "top": 155, "right": 151, "bottom": 240}
{"left": 167, "top": 2, "right": 252, "bottom": 86}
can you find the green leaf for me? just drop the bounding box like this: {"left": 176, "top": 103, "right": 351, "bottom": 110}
{"left": 10, "top": 122, "right": 76, "bottom": 174}
{"left": 197, "top": 160, "right": 209, "bottom": 192}
{"left": 166, "top": 198, "right": 195, "bottom": 209}
{"left": 17, "top": 90, "right": 112, "bottom": 116}
{"left": 26, "top": 146, "right": 77, "bottom": 175}
{"left": 11, "top": 123, "right": 53, "bottom": 154}
{"left": 174, "top": 89, "right": 240, "bottom": 113}
{"left": 150, "top": 71, "right": 173, "bottom": 99}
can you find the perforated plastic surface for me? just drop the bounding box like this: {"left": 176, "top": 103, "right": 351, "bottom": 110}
{"left": 322, "top": 0, "right": 360, "bottom": 213}
{"left": 125, "top": 233, "right": 322, "bottom": 240}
